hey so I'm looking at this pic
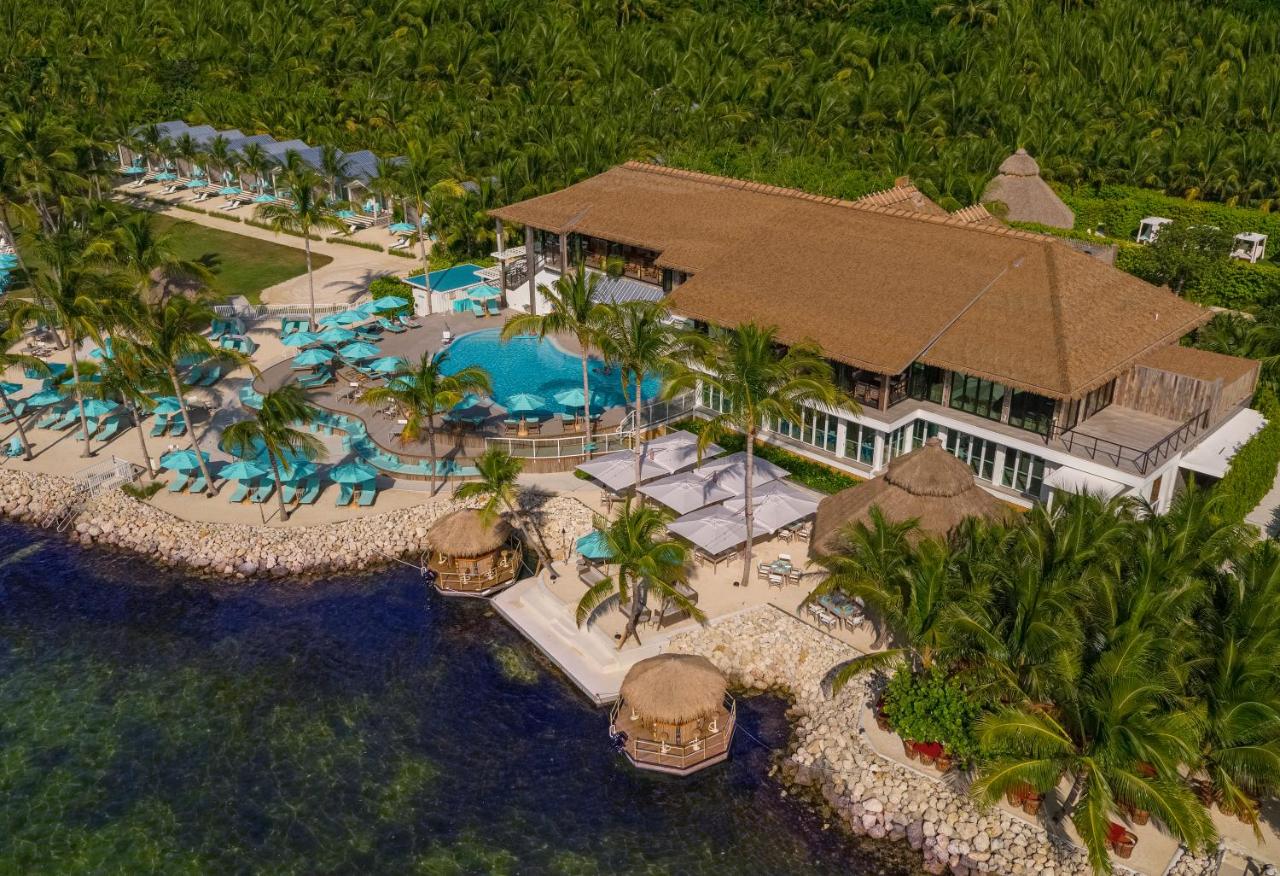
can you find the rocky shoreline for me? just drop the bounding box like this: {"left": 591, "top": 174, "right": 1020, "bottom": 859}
{"left": 668, "top": 606, "right": 1243, "bottom": 876}
{"left": 0, "top": 468, "right": 596, "bottom": 579}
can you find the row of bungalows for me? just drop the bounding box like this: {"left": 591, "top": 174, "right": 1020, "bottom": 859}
{"left": 117, "top": 120, "right": 397, "bottom": 225}
{"left": 490, "top": 162, "right": 1264, "bottom": 512}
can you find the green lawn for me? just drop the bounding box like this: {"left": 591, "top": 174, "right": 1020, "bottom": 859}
{"left": 152, "top": 213, "right": 332, "bottom": 305}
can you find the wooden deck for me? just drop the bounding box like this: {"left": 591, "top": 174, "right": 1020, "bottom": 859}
{"left": 610, "top": 698, "right": 736, "bottom": 775}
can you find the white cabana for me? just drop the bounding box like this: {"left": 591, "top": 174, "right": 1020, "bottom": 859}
{"left": 1044, "top": 466, "right": 1127, "bottom": 501}
{"left": 639, "top": 451, "right": 789, "bottom": 514}
{"left": 1180, "top": 408, "right": 1267, "bottom": 479}
{"left": 575, "top": 430, "right": 724, "bottom": 492}
{"left": 666, "top": 505, "right": 750, "bottom": 556}
{"left": 721, "top": 480, "right": 822, "bottom": 534}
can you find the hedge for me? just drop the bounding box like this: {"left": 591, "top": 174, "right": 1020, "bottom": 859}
{"left": 243, "top": 218, "right": 321, "bottom": 241}
{"left": 670, "top": 417, "right": 860, "bottom": 495}
{"left": 1057, "top": 183, "right": 1280, "bottom": 244}
{"left": 325, "top": 236, "right": 384, "bottom": 252}
{"left": 1115, "top": 246, "right": 1280, "bottom": 310}
{"left": 1213, "top": 387, "right": 1280, "bottom": 524}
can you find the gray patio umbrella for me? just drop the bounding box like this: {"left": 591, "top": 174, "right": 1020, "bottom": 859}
{"left": 638, "top": 451, "right": 788, "bottom": 514}
{"left": 574, "top": 430, "right": 725, "bottom": 492}
{"left": 667, "top": 505, "right": 750, "bottom": 556}
{"left": 721, "top": 479, "right": 822, "bottom": 534}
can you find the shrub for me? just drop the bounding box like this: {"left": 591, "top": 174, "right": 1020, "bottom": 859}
{"left": 389, "top": 248, "right": 417, "bottom": 259}
{"left": 243, "top": 218, "right": 321, "bottom": 241}
{"left": 325, "top": 236, "right": 384, "bottom": 252}
{"left": 174, "top": 203, "right": 209, "bottom": 216}
{"left": 670, "top": 417, "right": 861, "bottom": 494}
{"left": 1213, "top": 386, "right": 1280, "bottom": 523}
{"left": 883, "top": 667, "right": 983, "bottom": 761}
{"left": 121, "top": 480, "right": 165, "bottom": 500}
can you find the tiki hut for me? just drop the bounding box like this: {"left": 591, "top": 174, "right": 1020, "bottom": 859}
{"left": 981, "top": 149, "right": 1075, "bottom": 229}
{"left": 425, "top": 509, "right": 519, "bottom": 596}
{"left": 811, "top": 438, "right": 1011, "bottom": 553}
{"left": 610, "top": 653, "right": 736, "bottom": 775}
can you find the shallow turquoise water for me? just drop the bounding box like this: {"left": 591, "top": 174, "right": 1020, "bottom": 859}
{"left": 0, "top": 524, "right": 918, "bottom": 874}
{"left": 439, "top": 328, "right": 660, "bottom": 414}
{"left": 405, "top": 264, "right": 485, "bottom": 293}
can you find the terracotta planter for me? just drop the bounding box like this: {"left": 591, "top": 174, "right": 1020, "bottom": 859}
{"left": 1130, "top": 808, "right": 1150, "bottom": 826}
{"left": 875, "top": 712, "right": 891, "bottom": 732}
{"left": 902, "top": 739, "right": 918, "bottom": 760}
{"left": 1021, "top": 797, "right": 1043, "bottom": 817}
{"left": 935, "top": 753, "right": 953, "bottom": 772}
{"left": 1115, "top": 838, "right": 1136, "bottom": 860}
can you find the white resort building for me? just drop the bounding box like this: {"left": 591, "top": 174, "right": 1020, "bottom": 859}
{"left": 490, "top": 162, "right": 1263, "bottom": 512}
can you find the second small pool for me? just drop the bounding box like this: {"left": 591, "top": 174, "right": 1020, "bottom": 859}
{"left": 403, "top": 263, "right": 484, "bottom": 294}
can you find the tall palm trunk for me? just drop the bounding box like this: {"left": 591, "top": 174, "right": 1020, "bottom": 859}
{"left": 580, "top": 347, "right": 593, "bottom": 456}
{"left": 1, "top": 388, "right": 33, "bottom": 460}
{"left": 67, "top": 343, "right": 93, "bottom": 458}
{"left": 631, "top": 374, "right": 645, "bottom": 502}
{"left": 168, "top": 368, "right": 217, "bottom": 496}
{"left": 740, "top": 425, "right": 757, "bottom": 587}
{"left": 506, "top": 498, "right": 556, "bottom": 578}
{"left": 268, "top": 453, "right": 289, "bottom": 521}
{"left": 416, "top": 196, "right": 433, "bottom": 315}
{"left": 427, "top": 420, "right": 439, "bottom": 495}
{"left": 129, "top": 399, "right": 156, "bottom": 478}
{"left": 619, "top": 571, "right": 643, "bottom": 649}
{"left": 303, "top": 234, "right": 316, "bottom": 330}
{"left": 1058, "top": 769, "right": 1087, "bottom": 820}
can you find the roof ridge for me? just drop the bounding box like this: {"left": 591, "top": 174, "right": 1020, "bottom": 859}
{"left": 949, "top": 204, "right": 995, "bottom": 224}
{"left": 1042, "top": 242, "right": 1075, "bottom": 392}
{"left": 619, "top": 160, "right": 1053, "bottom": 245}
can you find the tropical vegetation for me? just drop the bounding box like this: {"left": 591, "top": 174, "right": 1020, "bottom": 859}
{"left": 219, "top": 384, "right": 324, "bottom": 521}
{"left": 455, "top": 447, "right": 557, "bottom": 577}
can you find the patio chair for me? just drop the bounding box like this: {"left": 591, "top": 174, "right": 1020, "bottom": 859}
{"left": 559, "top": 413, "right": 577, "bottom": 431}
{"left": 757, "top": 564, "right": 771, "bottom": 580}
{"left": 816, "top": 611, "right": 838, "bottom": 632}
{"left": 378, "top": 317, "right": 406, "bottom": 334}
{"left": 525, "top": 419, "right": 541, "bottom": 434}
{"left": 251, "top": 482, "right": 274, "bottom": 503}
{"left": 335, "top": 483, "right": 355, "bottom": 506}
{"left": 150, "top": 414, "right": 170, "bottom": 437}
{"left": 357, "top": 485, "right": 377, "bottom": 506}
{"left": 486, "top": 299, "right": 501, "bottom": 316}
{"left": 788, "top": 570, "right": 803, "bottom": 585}
{"left": 226, "top": 482, "right": 250, "bottom": 503}
{"left": 502, "top": 419, "right": 520, "bottom": 435}
{"left": 188, "top": 474, "right": 208, "bottom": 494}
{"left": 777, "top": 553, "right": 792, "bottom": 563}
{"left": 441, "top": 328, "right": 453, "bottom": 346}
{"left": 168, "top": 417, "right": 188, "bottom": 438}
{"left": 168, "top": 473, "right": 190, "bottom": 493}
{"left": 298, "top": 480, "right": 320, "bottom": 504}
{"left": 768, "top": 574, "right": 784, "bottom": 590}
{"left": 93, "top": 419, "right": 122, "bottom": 443}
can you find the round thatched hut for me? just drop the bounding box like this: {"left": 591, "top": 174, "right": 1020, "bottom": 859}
{"left": 981, "top": 149, "right": 1075, "bottom": 229}
{"left": 425, "top": 509, "right": 519, "bottom": 597}
{"left": 811, "top": 438, "right": 1011, "bottom": 554}
{"left": 610, "top": 653, "right": 736, "bottom": 775}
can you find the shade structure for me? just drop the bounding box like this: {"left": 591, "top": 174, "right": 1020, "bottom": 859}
{"left": 25, "top": 389, "right": 65, "bottom": 408}
{"left": 281, "top": 331, "right": 318, "bottom": 347}
{"left": 160, "top": 449, "right": 210, "bottom": 471}
{"left": 620, "top": 654, "right": 728, "bottom": 725}
{"left": 504, "top": 392, "right": 545, "bottom": 413}
{"left": 274, "top": 460, "right": 319, "bottom": 483}
{"left": 388, "top": 222, "right": 417, "bottom": 234}
{"left": 293, "top": 347, "right": 335, "bottom": 367}
{"left": 425, "top": 508, "right": 512, "bottom": 558}
{"left": 575, "top": 430, "right": 725, "bottom": 492}
{"left": 575, "top": 530, "right": 614, "bottom": 560}
{"left": 468, "top": 285, "right": 501, "bottom": 301}
{"left": 150, "top": 396, "right": 182, "bottom": 416}
{"left": 371, "top": 295, "right": 408, "bottom": 310}
{"left": 81, "top": 399, "right": 119, "bottom": 418}
{"left": 721, "top": 480, "right": 821, "bottom": 535}
{"left": 638, "top": 451, "right": 788, "bottom": 515}
{"left": 811, "top": 438, "right": 1011, "bottom": 553}
{"left": 219, "top": 185, "right": 242, "bottom": 196}
{"left": 367, "top": 356, "right": 406, "bottom": 374}
{"left": 339, "top": 341, "right": 380, "bottom": 360}
{"left": 329, "top": 459, "right": 378, "bottom": 484}
{"left": 553, "top": 387, "right": 600, "bottom": 408}
{"left": 316, "top": 327, "right": 356, "bottom": 345}
{"left": 667, "top": 505, "right": 751, "bottom": 555}
{"left": 220, "top": 459, "right": 268, "bottom": 481}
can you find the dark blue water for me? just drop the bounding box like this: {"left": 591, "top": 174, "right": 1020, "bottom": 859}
{"left": 0, "top": 523, "right": 917, "bottom": 874}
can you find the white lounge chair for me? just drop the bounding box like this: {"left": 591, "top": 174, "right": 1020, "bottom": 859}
{"left": 441, "top": 329, "right": 453, "bottom": 347}
{"left": 389, "top": 237, "right": 410, "bottom": 251}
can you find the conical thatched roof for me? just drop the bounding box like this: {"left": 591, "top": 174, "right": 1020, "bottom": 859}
{"left": 811, "top": 439, "right": 1010, "bottom": 552}
{"left": 982, "top": 149, "right": 1075, "bottom": 230}
{"left": 425, "top": 509, "right": 511, "bottom": 558}
{"left": 620, "top": 654, "right": 728, "bottom": 725}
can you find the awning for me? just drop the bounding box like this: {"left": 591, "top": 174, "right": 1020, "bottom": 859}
{"left": 1044, "top": 466, "right": 1127, "bottom": 499}
{"left": 666, "top": 505, "right": 749, "bottom": 556}
{"left": 575, "top": 430, "right": 724, "bottom": 492}
{"left": 1180, "top": 408, "right": 1267, "bottom": 479}
{"left": 639, "top": 451, "right": 789, "bottom": 514}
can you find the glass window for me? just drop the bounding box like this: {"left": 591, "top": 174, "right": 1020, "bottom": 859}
{"left": 912, "top": 420, "right": 940, "bottom": 447}
{"left": 885, "top": 425, "right": 912, "bottom": 461}
{"left": 948, "top": 373, "right": 1006, "bottom": 422}
{"left": 1008, "top": 390, "right": 1055, "bottom": 436}
{"left": 776, "top": 408, "right": 838, "bottom": 454}
{"left": 699, "top": 383, "right": 734, "bottom": 414}
{"left": 843, "top": 420, "right": 878, "bottom": 465}
{"left": 908, "top": 363, "right": 945, "bottom": 404}
{"left": 945, "top": 430, "right": 996, "bottom": 481}
{"left": 1002, "top": 449, "right": 1045, "bottom": 496}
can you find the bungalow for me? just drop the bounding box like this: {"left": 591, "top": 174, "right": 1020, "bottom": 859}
{"left": 491, "top": 162, "right": 1263, "bottom": 511}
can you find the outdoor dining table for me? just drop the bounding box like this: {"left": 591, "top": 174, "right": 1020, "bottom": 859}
{"left": 766, "top": 559, "right": 793, "bottom": 576}
{"left": 819, "top": 593, "right": 865, "bottom": 623}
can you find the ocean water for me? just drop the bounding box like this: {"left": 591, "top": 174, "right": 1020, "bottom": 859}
{"left": 0, "top": 523, "right": 919, "bottom": 875}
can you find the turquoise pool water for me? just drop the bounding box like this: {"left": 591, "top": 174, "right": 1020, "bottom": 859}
{"left": 440, "top": 328, "right": 660, "bottom": 413}
{"left": 404, "top": 263, "right": 483, "bottom": 293}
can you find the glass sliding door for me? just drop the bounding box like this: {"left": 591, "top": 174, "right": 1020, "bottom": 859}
{"left": 948, "top": 373, "right": 1006, "bottom": 422}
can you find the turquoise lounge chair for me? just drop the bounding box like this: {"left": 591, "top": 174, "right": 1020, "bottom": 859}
{"left": 35, "top": 408, "right": 63, "bottom": 429}
{"left": 196, "top": 365, "right": 224, "bottom": 386}
{"left": 52, "top": 409, "right": 79, "bottom": 430}
{"left": 335, "top": 482, "right": 355, "bottom": 506}
{"left": 0, "top": 401, "right": 27, "bottom": 423}
{"left": 227, "top": 482, "right": 250, "bottom": 503}
{"left": 297, "top": 370, "right": 333, "bottom": 389}
{"left": 94, "top": 419, "right": 122, "bottom": 443}
{"left": 378, "top": 317, "right": 406, "bottom": 334}
{"left": 471, "top": 301, "right": 485, "bottom": 317}
{"left": 168, "top": 473, "right": 190, "bottom": 493}
{"left": 188, "top": 474, "right": 208, "bottom": 495}
{"left": 150, "top": 414, "right": 170, "bottom": 437}
{"left": 486, "top": 299, "right": 501, "bottom": 316}
{"left": 357, "top": 485, "right": 377, "bottom": 506}
{"left": 251, "top": 482, "right": 273, "bottom": 503}
{"left": 281, "top": 482, "right": 299, "bottom": 504}
{"left": 185, "top": 365, "right": 207, "bottom": 385}
{"left": 282, "top": 317, "right": 307, "bottom": 335}
{"left": 298, "top": 480, "right": 320, "bottom": 504}
{"left": 169, "top": 417, "right": 188, "bottom": 438}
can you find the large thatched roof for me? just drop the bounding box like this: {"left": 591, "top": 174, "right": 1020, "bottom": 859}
{"left": 620, "top": 654, "right": 728, "bottom": 725}
{"left": 982, "top": 150, "right": 1075, "bottom": 230}
{"left": 811, "top": 439, "right": 1010, "bottom": 552}
{"left": 425, "top": 509, "right": 512, "bottom": 558}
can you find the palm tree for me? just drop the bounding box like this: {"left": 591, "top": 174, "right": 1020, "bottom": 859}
{"left": 358, "top": 350, "right": 491, "bottom": 494}
{"left": 237, "top": 142, "right": 271, "bottom": 194}
{"left": 575, "top": 498, "right": 702, "bottom": 648}
{"left": 0, "top": 320, "right": 49, "bottom": 460}
{"left": 0, "top": 111, "right": 79, "bottom": 234}
{"left": 455, "top": 448, "right": 557, "bottom": 577}
{"left": 255, "top": 164, "right": 347, "bottom": 329}
{"left": 501, "top": 268, "right": 609, "bottom": 453}
{"left": 220, "top": 385, "right": 323, "bottom": 521}
{"left": 107, "top": 212, "right": 212, "bottom": 303}
{"left": 669, "top": 322, "right": 850, "bottom": 586}
{"left": 132, "top": 296, "right": 246, "bottom": 495}
{"left": 80, "top": 336, "right": 167, "bottom": 478}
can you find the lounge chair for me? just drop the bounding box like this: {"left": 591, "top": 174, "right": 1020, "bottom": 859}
{"left": 196, "top": 365, "right": 224, "bottom": 387}
{"left": 471, "top": 301, "right": 485, "bottom": 318}
{"left": 503, "top": 418, "right": 520, "bottom": 435}
{"left": 525, "top": 418, "right": 542, "bottom": 434}
{"left": 0, "top": 401, "right": 27, "bottom": 423}
{"left": 297, "top": 370, "right": 333, "bottom": 390}
{"left": 193, "top": 189, "right": 213, "bottom": 202}
{"left": 357, "top": 485, "right": 377, "bottom": 506}
{"left": 251, "top": 482, "right": 274, "bottom": 503}
{"left": 185, "top": 365, "right": 207, "bottom": 385}
{"left": 486, "top": 299, "right": 501, "bottom": 316}
{"left": 168, "top": 417, "right": 188, "bottom": 438}
{"left": 378, "top": 317, "right": 406, "bottom": 334}
{"left": 93, "top": 419, "right": 122, "bottom": 443}
{"left": 3, "top": 436, "right": 23, "bottom": 457}
{"left": 399, "top": 314, "right": 422, "bottom": 329}
{"left": 281, "top": 482, "right": 299, "bottom": 504}
{"left": 185, "top": 474, "right": 206, "bottom": 494}
{"left": 227, "top": 482, "right": 250, "bottom": 503}
{"left": 298, "top": 480, "right": 320, "bottom": 504}
{"left": 559, "top": 413, "right": 577, "bottom": 431}
{"left": 388, "top": 237, "right": 410, "bottom": 251}
{"left": 52, "top": 410, "right": 79, "bottom": 430}
{"left": 35, "top": 408, "right": 64, "bottom": 429}
{"left": 150, "top": 414, "right": 170, "bottom": 437}
{"left": 335, "top": 482, "right": 355, "bottom": 506}
{"left": 168, "top": 473, "right": 190, "bottom": 493}
{"left": 354, "top": 326, "right": 382, "bottom": 341}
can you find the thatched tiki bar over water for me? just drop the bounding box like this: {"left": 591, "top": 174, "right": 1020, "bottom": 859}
{"left": 610, "top": 654, "right": 736, "bottom": 775}
{"left": 424, "top": 509, "right": 520, "bottom": 597}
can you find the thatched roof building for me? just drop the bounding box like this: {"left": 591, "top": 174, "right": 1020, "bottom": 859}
{"left": 612, "top": 653, "right": 736, "bottom": 774}
{"left": 982, "top": 150, "right": 1075, "bottom": 230}
{"left": 426, "top": 509, "right": 512, "bottom": 557}
{"left": 621, "top": 654, "right": 728, "bottom": 724}
{"left": 811, "top": 438, "right": 1010, "bottom": 552}
{"left": 425, "top": 510, "right": 518, "bottom": 596}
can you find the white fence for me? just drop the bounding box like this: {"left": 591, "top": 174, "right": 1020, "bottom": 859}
{"left": 74, "top": 455, "right": 138, "bottom": 495}
{"left": 483, "top": 392, "right": 697, "bottom": 460}
{"left": 212, "top": 302, "right": 351, "bottom": 320}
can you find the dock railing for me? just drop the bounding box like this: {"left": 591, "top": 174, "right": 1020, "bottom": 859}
{"left": 611, "top": 695, "right": 736, "bottom": 771}
{"left": 484, "top": 392, "right": 697, "bottom": 460}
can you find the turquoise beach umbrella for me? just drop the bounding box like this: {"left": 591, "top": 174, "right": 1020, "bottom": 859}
{"left": 81, "top": 399, "right": 118, "bottom": 418}
{"left": 468, "top": 285, "right": 501, "bottom": 301}
{"left": 294, "top": 347, "right": 335, "bottom": 367}
{"left": 0, "top": 381, "right": 22, "bottom": 395}
{"left": 329, "top": 459, "right": 378, "bottom": 484}
{"left": 388, "top": 222, "right": 416, "bottom": 233}
{"left": 154, "top": 171, "right": 177, "bottom": 181}
{"left": 89, "top": 338, "right": 114, "bottom": 359}
{"left": 339, "top": 341, "right": 380, "bottom": 360}
{"left": 253, "top": 194, "right": 275, "bottom": 204}
{"left": 505, "top": 393, "right": 545, "bottom": 412}
{"left": 371, "top": 295, "right": 409, "bottom": 311}
{"left": 274, "top": 460, "right": 318, "bottom": 483}
{"left": 160, "top": 449, "right": 209, "bottom": 471}
{"left": 220, "top": 459, "right": 268, "bottom": 481}
{"left": 185, "top": 179, "right": 205, "bottom": 189}
{"left": 121, "top": 165, "right": 145, "bottom": 176}
{"left": 316, "top": 327, "right": 356, "bottom": 345}
{"left": 553, "top": 387, "right": 599, "bottom": 408}
{"left": 281, "top": 331, "right": 318, "bottom": 347}
{"left": 219, "top": 185, "right": 241, "bottom": 196}
{"left": 151, "top": 396, "right": 182, "bottom": 416}
{"left": 25, "top": 389, "right": 64, "bottom": 407}
{"left": 367, "top": 356, "right": 406, "bottom": 373}
{"left": 575, "top": 530, "right": 614, "bottom": 560}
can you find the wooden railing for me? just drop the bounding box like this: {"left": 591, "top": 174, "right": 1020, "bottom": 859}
{"left": 1051, "top": 407, "right": 1211, "bottom": 474}
{"left": 611, "top": 696, "right": 736, "bottom": 770}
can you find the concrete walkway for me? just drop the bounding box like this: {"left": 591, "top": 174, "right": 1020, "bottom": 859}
{"left": 1246, "top": 467, "right": 1280, "bottom": 535}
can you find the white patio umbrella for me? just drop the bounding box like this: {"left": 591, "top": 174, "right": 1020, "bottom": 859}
{"left": 639, "top": 451, "right": 789, "bottom": 514}
{"left": 575, "top": 430, "right": 724, "bottom": 492}
{"left": 667, "top": 505, "right": 750, "bottom": 556}
{"left": 721, "top": 479, "right": 821, "bottom": 534}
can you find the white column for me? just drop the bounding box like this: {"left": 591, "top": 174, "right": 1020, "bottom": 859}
{"left": 835, "top": 418, "right": 849, "bottom": 459}
{"left": 991, "top": 445, "right": 1008, "bottom": 488}
{"left": 872, "top": 429, "right": 886, "bottom": 472}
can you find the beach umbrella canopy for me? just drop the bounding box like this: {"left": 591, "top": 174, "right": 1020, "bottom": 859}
{"left": 639, "top": 452, "right": 789, "bottom": 515}
{"left": 293, "top": 347, "right": 335, "bottom": 366}
{"left": 219, "top": 459, "right": 268, "bottom": 481}
{"left": 274, "top": 460, "right": 319, "bottom": 483}
{"left": 121, "top": 165, "right": 145, "bottom": 175}
{"left": 219, "top": 185, "right": 241, "bottom": 196}
{"left": 81, "top": 399, "right": 119, "bottom": 418}
{"left": 388, "top": 222, "right": 417, "bottom": 233}
{"left": 315, "top": 327, "right": 356, "bottom": 345}
{"left": 553, "top": 387, "right": 600, "bottom": 408}
{"left": 184, "top": 179, "right": 205, "bottom": 189}
{"left": 281, "top": 330, "right": 318, "bottom": 347}
{"left": 468, "top": 285, "right": 502, "bottom": 301}
{"left": 371, "top": 295, "right": 409, "bottom": 311}
{"left": 504, "top": 392, "right": 545, "bottom": 413}
{"left": 666, "top": 505, "right": 750, "bottom": 556}
{"left": 150, "top": 396, "right": 182, "bottom": 416}
{"left": 367, "top": 356, "right": 406, "bottom": 374}
{"left": 355, "top": 300, "right": 382, "bottom": 316}
{"left": 25, "top": 389, "right": 65, "bottom": 408}
{"left": 575, "top": 530, "right": 614, "bottom": 561}
{"left": 339, "top": 341, "right": 380, "bottom": 360}
{"left": 160, "top": 449, "right": 209, "bottom": 471}
{"left": 154, "top": 171, "right": 177, "bottom": 181}
{"left": 88, "top": 338, "right": 114, "bottom": 359}
{"left": 253, "top": 194, "right": 275, "bottom": 204}
{"left": 320, "top": 310, "right": 362, "bottom": 326}
{"left": 0, "top": 381, "right": 23, "bottom": 395}
{"left": 722, "top": 480, "right": 821, "bottom": 535}
{"left": 329, "top": 459, "right": 378, "bottom": 484}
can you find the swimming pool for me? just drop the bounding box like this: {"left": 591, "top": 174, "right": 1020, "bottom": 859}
{"left": 404, "top": 263, "right": 483, "bottom": 293}
{"left": 440, "top": 328, "right": 660, "bottom": 414}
